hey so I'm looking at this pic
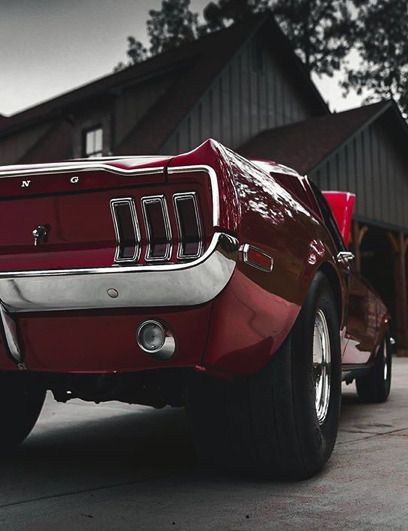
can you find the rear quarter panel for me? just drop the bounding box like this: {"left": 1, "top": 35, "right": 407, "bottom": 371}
{"left": 343, "top": 272, "right": 390, "bottom": 365}
{"left": 203, "top": 147, "right": 345, "bottom": 375}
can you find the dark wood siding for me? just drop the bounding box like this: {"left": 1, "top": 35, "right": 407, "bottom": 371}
{"left": 160, "top": 37, "right": 311, "bottom": 154}
{"left": 0, "top": 73, "right": 178, "bottom": 164}
{"left": 113, "top": 75, "right": 176, "bottom": 148}
{"left": 0, "top": 123, "right": 51, "bottom": 165}
{"left": 310, "top": 120, "right": 408, "bottom": 231}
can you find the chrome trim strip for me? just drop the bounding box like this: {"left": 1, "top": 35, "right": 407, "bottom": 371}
{"left": 0, "top": 163, "right": 165, "bottom": 177}
{"left": 0, "top": 163, "right": 220, "bottom": 228}
{"left": 167, "top": 165, "right": 220, "bottom": 227}
{"left": 239, "top": 244, "right": 274, "bottom": 273}
{"left": 0, "top": 302, "right": 22, "bottom": 362}
{"left": 0, "top": 233, "right": 238, "bottom": 313}
{"left": 0, "top": 232, "right": 226, "bottom": 278}
{"left": 336, "top": 251, "right": 355, "bottom": 264}
{"left": 173, "top": 192, "right": 203, "bottom": 260}
{"left": 141, "top": 195, "right": 172, "bottom": 262}
{"left": 110, "top": 198, "right": 140, "bottom": 263}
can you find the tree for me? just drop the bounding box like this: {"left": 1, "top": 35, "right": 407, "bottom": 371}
{"left": 200, "top": 0, "right": 354, "bottom": 77}
{"left": 114, "top": 36, "right": 147, "bottom": 71}
{"left": 272, "top": 0, "right": 354, "bottom": 77}
{"left": 126, "top": 37, "right": 148, "bottom": 64}
{"left": 342, "top": 0, "right": 408, "bottom": 115}
{"left": 117, "top": 0, "right": 353, "bottom": 80}
{"left": 201, "top": 0, "right": 261, "bottom": 33}
{"left": 115, "top": 0, "right": 199, "bottom": 71}
{"left": 147, "top": 0, "right": 199, "bottom": 56}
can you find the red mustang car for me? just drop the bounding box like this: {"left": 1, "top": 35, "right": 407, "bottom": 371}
{"left": 0, "top": 139, "right": 391, "bottom": 479}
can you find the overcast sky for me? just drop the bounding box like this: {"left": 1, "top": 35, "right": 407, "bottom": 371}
{"left": 0, "top": 0, "right": 363, "bottom": 117}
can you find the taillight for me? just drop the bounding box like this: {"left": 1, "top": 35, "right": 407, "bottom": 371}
{"left": 173, "top": 193, "right": 203, "bottom": 259}
{"left": 141, "top": 195, "right": 172, "bottom": 261}
{"left": 111, "top": 192, "right": 206, "bottom": 265}
{"left": 110, "top": 198, "right": 140, "bottom": 262}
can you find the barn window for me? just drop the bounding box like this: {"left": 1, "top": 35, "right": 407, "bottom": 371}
{"left": 82, "top": 126, "right": 103, "bottom": 158}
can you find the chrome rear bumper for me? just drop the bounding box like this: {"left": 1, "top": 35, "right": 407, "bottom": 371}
{"left": 0, "top": 232, "right": 238, "bottom": 365}
{"left": 0, "top": 232, "right": 238, "bottom": 313}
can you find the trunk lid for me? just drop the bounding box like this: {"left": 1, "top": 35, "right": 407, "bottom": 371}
{"left": 0, "top": 157, "right": 170, "bottom": 272}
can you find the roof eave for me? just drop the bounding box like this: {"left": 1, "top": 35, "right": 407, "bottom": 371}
{"left": 307, "top": 101, "right": 394, "bottom": 174}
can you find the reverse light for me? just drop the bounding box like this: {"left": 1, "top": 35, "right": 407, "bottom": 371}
{"left": 137, "top": 320, "right": 175, "bottom": 360}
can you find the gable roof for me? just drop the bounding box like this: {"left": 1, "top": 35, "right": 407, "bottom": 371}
{"left": 117, "top": 14, "right": 329, "bottom": 154}
{"left": 238, "top": 101, "right": 399, "bottom": 174}
{"left": 0, "top": 13, "right": 328, "bottom": 150}
{"left": 0, "top": 115, "right": 8, "bottom": 129}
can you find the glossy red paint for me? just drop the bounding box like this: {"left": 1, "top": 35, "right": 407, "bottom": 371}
{"left": 0, "top": 181, "right": 213, "bottom": 271}
{"left": 0, "top": 139, "right": 388, "bottom": 381}
{"left": 0, "top": 158, "right": 171, "bottom": 198}
{"left": 322, "top": 191, "right": 356, "bottom": 247}
{"left": 205, "top": 267, "right": 300, "bottom": 375}
{"left": 168, "top": 141, "right": 241, "bottom": 232}
{"left": 0, "top": 305, "right": 211, "bottom": 373}
{"left": 251, "top": 160, "right": 322, "bottom": 220}
{"left": 343, "top": 272, "right": 390, "bottom": 365}
{"left": 216, "top": 143, "right": 344, "bottom": 312}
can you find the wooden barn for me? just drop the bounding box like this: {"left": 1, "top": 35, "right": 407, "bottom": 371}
{"left": 1, "top": 14, "right": 408, "bottom": 353}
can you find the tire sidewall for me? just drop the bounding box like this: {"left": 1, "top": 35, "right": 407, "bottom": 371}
{"left": 375, "top": 332, "right": 392, "bottom": 399}
{"left": 290, "top": 272, "right": 342, "bottom": 474}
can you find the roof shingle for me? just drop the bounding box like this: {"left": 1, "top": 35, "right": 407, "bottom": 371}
{"left": 239, "top": 101, "right": 391, "bottom": 174}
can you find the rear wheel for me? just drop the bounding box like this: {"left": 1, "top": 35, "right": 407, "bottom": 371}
{"left": 187, "top": 272, "right": 341, "bottom": 479}
{"left": 356, "top": 332, "right": 392, "bottom": 403}
{"left": 0, "top": 373, "right": 45, "bottom": 450}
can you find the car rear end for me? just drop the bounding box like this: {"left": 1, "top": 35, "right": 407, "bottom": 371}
{"left": 0, "top": 152, "right": 238, "bottom": 374}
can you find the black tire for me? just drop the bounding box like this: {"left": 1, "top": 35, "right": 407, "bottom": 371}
{"left": 356, "top": 332, "right": 392, "bottom": 403}
{"left": 187, "top": 272, "right": 341, "bottom": 480}
{"left": 0, "top": 373, "right": 45, "bottom": 450}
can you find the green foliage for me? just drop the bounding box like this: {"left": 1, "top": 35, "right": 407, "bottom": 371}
{"left": 343, "top": 0, "right": 408, "bottom": 115}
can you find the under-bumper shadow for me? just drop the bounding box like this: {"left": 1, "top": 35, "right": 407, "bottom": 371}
{"left": 0, "top": 404, "right": 199, "bottom": 500}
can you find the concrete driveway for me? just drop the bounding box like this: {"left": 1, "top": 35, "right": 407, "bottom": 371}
{"left": 0, "top": 359, "right": 407, "bottom": 531}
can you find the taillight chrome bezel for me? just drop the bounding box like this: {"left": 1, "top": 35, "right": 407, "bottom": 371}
{"left": 173, "top": 192, "right": 203, "bottom": 260}
{"left": 141, "top": 195, "right": 173, "bottom": 262}
{"left": 110, "top": 198, "right": 140, "bottom": 263}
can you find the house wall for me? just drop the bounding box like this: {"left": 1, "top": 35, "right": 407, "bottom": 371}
{"left": 0, "top": 72, "right": 178, "bottom": 163}
{"left": 71, "top": 72, "right": 178, "bottom": 158}
{"left": 113, "top": 73, "right": 178, "bottom": 149}
{"left": 310, "top": 118, "right": 408, "bottom": 231}
{"left": 0, "top": 122, "right": 51, "bottom": 165}
{"left": 160, "top": 35, "right": 312, "bottom": 154}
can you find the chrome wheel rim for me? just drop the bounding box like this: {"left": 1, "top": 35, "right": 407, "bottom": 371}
{"left": 383, "top": 340, "right": 389, "bottom": 381}
{"left": 313, "top": 309, "right": 331, "bottom": 425}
